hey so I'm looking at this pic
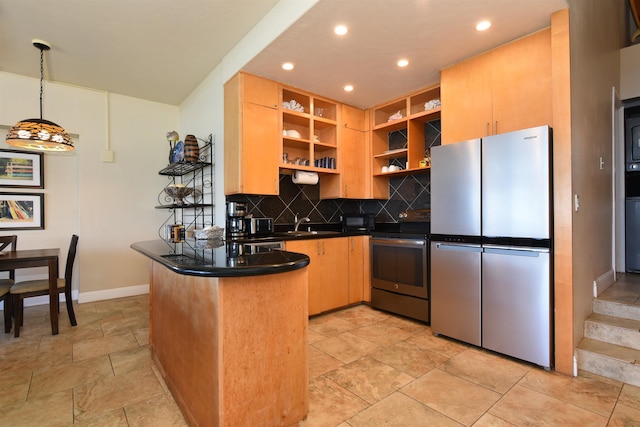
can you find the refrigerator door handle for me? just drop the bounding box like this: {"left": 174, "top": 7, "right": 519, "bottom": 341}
{"left": 483, "top": 246, "right": 550, "bottom": 256}
{"left": 434, "top": 243, "right": 483, "bottom": 253}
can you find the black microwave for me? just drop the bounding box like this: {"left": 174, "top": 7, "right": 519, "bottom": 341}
{"left": 341, "top": 213, "right": 375, "bottom": 232}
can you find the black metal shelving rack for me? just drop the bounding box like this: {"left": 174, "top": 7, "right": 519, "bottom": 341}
{"left": 156, "top": 134, "right": 214, "bottom": 243}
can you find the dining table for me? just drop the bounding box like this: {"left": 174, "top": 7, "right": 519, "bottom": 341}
{"left": 0, "top": 248, "right": 60, "bottom": 335}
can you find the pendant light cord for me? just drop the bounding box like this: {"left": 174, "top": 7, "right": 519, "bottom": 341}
{"left": 39, "top": 47, "right": 44, "bottom": 120}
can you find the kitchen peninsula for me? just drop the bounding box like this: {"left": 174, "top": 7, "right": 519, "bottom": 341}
{"left": 131, "top": 240, "right": 310, "bottom": 426}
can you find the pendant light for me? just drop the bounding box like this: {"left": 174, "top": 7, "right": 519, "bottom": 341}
{"left": 5, "top": 40, "right": 73, "bottom": 151}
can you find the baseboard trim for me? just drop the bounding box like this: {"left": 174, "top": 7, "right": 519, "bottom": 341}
{"left": 78, "top": 284, "right": 149, "bottom": 303}
{"left": 593, "top": 269, "right": 615, "bottom": 297}
{"left": 0, "top": 290, "right": 80, "bottom": 310}
{"left": 0, "top": 284, "right": 150, "bottom": 310}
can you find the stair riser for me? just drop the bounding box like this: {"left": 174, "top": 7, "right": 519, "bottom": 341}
{"left": 593, "top": 299, "right": 640, "bottom": 321}
{"left": 584, "top": 321, "right": 640, "bottom": 351}
{"left": 576, "top": 349, "right": 640, "bottom": 387}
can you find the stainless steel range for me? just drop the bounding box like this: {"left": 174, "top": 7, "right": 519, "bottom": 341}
{"left": 370, "top": 209, "right": 430, "bottom": 323}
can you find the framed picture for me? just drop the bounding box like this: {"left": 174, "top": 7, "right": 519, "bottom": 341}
{"left": 0, "top": 149, "right": 44, "bottom": 188}
{"left": 0, "top": 192, "right": 44, "bottom": 230}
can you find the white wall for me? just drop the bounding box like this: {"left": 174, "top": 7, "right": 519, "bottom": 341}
{"left": 0, "top": 0, "right": 318, "bottom": 305}
{"left": 179, "top": 0, "right": 319, "bottom": 225}
{"left": 0, "top": 71, "right": 178, "bottom": 301}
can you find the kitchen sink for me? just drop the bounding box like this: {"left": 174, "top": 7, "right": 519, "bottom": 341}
{"left": 274, "top": 230, "right": 342, "bottom": 238}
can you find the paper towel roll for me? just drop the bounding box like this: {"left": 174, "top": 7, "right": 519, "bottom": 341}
{"left": 292, "top": 171, "right": 319, "bottom": 185}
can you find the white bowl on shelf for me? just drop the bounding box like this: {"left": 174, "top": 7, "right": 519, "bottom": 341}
{"left": 286, "top": 130, "right": 301, "bottom": 138}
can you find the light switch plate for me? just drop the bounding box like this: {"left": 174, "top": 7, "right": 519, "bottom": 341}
{"left": 102, "top": 150, "right": 115, "bottom": 163}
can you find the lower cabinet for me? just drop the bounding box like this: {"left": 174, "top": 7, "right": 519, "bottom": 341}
{"left": 348, "top": 236, "right": 370, "bottom": 304}
{"left": 286, "top": 237, "right": 349, "bottom": 316}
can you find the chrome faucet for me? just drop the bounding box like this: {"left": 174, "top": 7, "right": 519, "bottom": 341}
{"left": 294, "top": 215, "right": 311, "bottom": 231}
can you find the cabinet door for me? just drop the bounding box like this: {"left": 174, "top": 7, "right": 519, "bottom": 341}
{"left": 242, "top": 103, "right": 279, "bottom": 195}
{"left": 341, "top": 127, "right": 366, "bottom": 198}
{"left": 441, "top": 54, "right": 492, "bottom": 144}
{"left": 286, "top": 238, "right": 348, "bottom": 315}
{"left": 342, "top": 104, "right": 366, "bottom": 131}
{"left": 491, "top": 29, "right": 552, "bottom": 134}
{"left": 224, "top": 72, "right": 279, "bottom": 196}
{"left": 348, "top": 236, "right": 365, "bottom": 304}
{"left": 320, "top": 104, "right": 366, "bottom": 199}
{"left": 362, "top": 235, "right": 370, "bottom": 302}
{"left": 342, "top": 105, "right": 367, "bottom": 198}
{"left": 243, "top": 73, "right": 279, "bottom": 108}
{"left": 320, "top": 238, "right": 349, "bottom": 312}
{"left": 286, "top": 240, "right": 322, "bottom": 315}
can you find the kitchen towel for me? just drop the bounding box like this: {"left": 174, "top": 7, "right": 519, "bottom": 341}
{"left": 292, "top": 171, "right": 319, "bottom": 185}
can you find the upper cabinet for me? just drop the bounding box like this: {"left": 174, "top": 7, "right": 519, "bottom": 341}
{"left": 281, "top": 87, "right": 339, "bottom": 175}
{"left": 370, "top": 85, "right": 441, "bottom": 199}
{"left": 320, "top": 104, "right": 369, "bottom": 199}
{"left": 441, "top": 29, "right": 552, "bottom": 145}
{"left": 224, "top": 72, "right": 280, "bottom": 195}
{"left": 225, "top": 72, "right": 370, "bottom": 199}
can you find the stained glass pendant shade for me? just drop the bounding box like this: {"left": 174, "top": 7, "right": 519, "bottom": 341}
{"left": 5, "top": 40, "right": 73, "bottom": 151}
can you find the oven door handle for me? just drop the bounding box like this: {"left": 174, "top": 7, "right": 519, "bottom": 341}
{"left": 371, "top": 238, "right": 425, "bottom": 246}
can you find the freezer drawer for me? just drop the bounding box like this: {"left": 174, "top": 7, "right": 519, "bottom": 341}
{"left": 482, "top": 246, "right": 551, "bottom": 368}
{"left": 430, "top": 242, "right": 482, "bottom": 346}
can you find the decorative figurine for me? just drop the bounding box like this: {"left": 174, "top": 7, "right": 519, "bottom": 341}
{"left": 166, "top": 131, "right": 179, "bottom": 163}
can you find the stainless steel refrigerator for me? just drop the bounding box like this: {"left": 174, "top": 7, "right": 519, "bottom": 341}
{"left": 430, "top": 125, "right": 553, "bottom": 368}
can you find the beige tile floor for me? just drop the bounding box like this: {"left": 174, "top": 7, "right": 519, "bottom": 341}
{"left": 0, "top": 285, "right": 640, "bottom": 426}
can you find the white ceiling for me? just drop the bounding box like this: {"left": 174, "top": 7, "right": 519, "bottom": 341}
{"left": 0, "top": 0, "right": 568, "bottom": 109}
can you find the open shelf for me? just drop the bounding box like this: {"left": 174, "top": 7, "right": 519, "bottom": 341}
{"left": 369, "top": 85, "right": 440, "bottom": 197}
{"left": 281, "top": 85, "right": 339, "bottom": 176}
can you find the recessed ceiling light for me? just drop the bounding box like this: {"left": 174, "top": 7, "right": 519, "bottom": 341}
{"left": 344, "top": 85, "right": 354, "bottom": 92}
{"left": 334, "top": 25, "right": 348, "bottom": 36}
{"left": 282, "top": 62, "right": 294, "bottom": 71}
{"left": 397, "top": 59, "right": 409, "bottom": 68}
{"left": 475, "top": 20, "right": 491, "bottom": 31}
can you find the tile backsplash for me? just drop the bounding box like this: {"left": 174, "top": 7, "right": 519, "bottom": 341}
{"left": 227, "top": 120, "right": 440, "bottom": 224}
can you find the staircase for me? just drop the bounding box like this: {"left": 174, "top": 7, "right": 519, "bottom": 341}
{"left": 576, "top": 275, "right": 640, "bottom": 387}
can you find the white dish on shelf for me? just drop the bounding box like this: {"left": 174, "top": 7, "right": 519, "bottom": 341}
{"left": 388, "top": 110, "right": 403, "bottom": 121}
{"left": 282, "top": 100, "right": 305, "bottom": 112}
{"left": 285, "top": 129, "right": 301, "bottom": 138}
{"left": 424, "top": 99, "right": 441, "bottom": 110}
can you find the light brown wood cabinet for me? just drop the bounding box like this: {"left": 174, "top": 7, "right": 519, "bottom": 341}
{"left": 320, "top": 105, "right": 368, "bottom": 199}
{"left": 369, "top": 85, "right": 440, "bottom": 198}
{"left": 441, "top": 29, "right": 552, "bottom": 144}
{"left": 224, "top": 72, "right": 280, "bottom": 195}
{"left": 348, "top": 235, "right": 370, "bottom": 304}
{"left": 281, "top": 87, "right": 339, "bottom": 176}
{"left": 286, "top": 238, "right": 349, "bottom": 316}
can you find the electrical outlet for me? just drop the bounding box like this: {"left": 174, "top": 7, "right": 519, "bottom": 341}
{"left": 599, "top": 156, "right": 604, "bottom": 170}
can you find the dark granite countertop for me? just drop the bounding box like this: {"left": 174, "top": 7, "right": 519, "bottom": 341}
{"left": 131, "top": 239, "right": 310, "bottom": 278}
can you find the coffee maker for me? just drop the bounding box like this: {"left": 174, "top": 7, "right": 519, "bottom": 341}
{"left": 226, "top": 201, "right": 247, "bottom": 240}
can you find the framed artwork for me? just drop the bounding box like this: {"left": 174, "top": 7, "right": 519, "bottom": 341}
{"left": 0, "top": 192, "right": 44, "bottom": 230}
{"left": 0, "top": 149, "right": 44, "bottom": 188}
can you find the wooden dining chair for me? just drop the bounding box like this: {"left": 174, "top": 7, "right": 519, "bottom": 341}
{"left": 0, "top": 235, "right": 17, "bottom": 333}
{"left": 10, "top": 235, "right": 78, "bottom": 337}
